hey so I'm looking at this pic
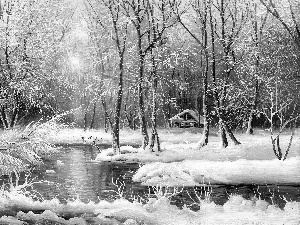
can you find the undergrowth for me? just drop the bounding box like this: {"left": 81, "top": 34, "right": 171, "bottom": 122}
{"left": 0, "top": 114, "right": 68, "bottom": 176}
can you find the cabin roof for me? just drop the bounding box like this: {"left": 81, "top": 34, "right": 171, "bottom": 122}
{"left": 169, "top": 109, "right": 203, "bottom": 123}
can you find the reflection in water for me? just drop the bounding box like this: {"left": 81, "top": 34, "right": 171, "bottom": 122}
{"left": 29, "top": 145, "right": 147, "bottom": 203}
{"left": 1, "top": 145, "right": 299, "bottom": 210}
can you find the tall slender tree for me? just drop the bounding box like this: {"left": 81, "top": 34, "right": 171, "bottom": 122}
{"left": 105, "top": 0, "right": 128, "bottom": 154}
{"left": 209, "top": 1, "right": 228, "bottom": 148}
{"left": 121, "top": 0, "right": 176, "bottom": 149}
{"left": 211, "top": 0, "right": 249, "bottom": 146}
{"left": 173, "top": 0, "right": 211, "bottom": 148}
{"left": 245, "top": 2, "right": 267, "bottom": 135}
{"left": 87, "top": 0, "right": 128, "bottom": 153}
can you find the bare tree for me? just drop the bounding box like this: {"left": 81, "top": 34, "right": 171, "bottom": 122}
{"left": 121, "top": 0, "right": 175, "bottom": 149}
{"left": 209, "top": 1, "right": 228, "bottom": 148}
{"left": 147, "top": 2, "right": 160, "bottom": 152}
{"left": 172, "top": 0, "right": 211, "bottom": 148}
{"left": 259, "top": 0, "right": 300, "bottom": 49}
{"left": 87, "top": 0, "right": 128, "bottom": 153}
{"left": 263, "top": 94, "right": 299, "bottom": 160}
{"left": 211, "top": 0, "right": 249, "bottom": 147}
{"left": 0, "top": 0, "right": 72, "bottom": 129}
{"left": 245, "top": 2, "right": 267, "bottom": 135}
{"left": 106, "top": 0, "right": 128, "bottom": 154}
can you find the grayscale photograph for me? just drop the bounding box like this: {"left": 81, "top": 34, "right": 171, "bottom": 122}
{"left": 0, "top": 0, "right": 299, "bottom": 224}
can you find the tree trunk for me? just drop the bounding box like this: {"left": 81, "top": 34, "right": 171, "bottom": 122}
{"left": 101, "top": 98, "right": 110, "bottom": 133}
{"left": 109, "top": 10, "right": 127, "bottom": 154}
{"left": 247, "top": 9, "right": 261, "bottom": 135}
{"left": 10, "top": 108, "right": 18, "bottom": 128}
{"left": 219, "top": 92, "right": 241, "bottom": 146}
{"left": 149, "top": 124, "right": 160, "bottom": 152}
{"left": 224, "top": 122, "right": 241, "bottom": 145}
{"left": 209, "top": 9, "right": 228, "bottom": 148}
{"left": 198, "top": 117, "right": 209, "bottom": 148}
{"left": 246, "top": 111, "right": 254, "bottom": 134}
{"left": 139, "top": 108, "right": 149, "bottom": 149}
{"left": 133, "top": 15, "right": 149, "bottom": 149}
{"left": 198, "top": 60, "right": 209, "bottom": 148}
{"left": 127, "top": 111, "right": 134, "bottom": 130}
{"left": 123, "top": 95, "right": 131, "bottom": 129}
{"left": 246, "top": 77, "right": 259, "bottom": 135}
{"left": 216, "top": 0, "right": 241, "bottom": 146}
{"left": 219, "top": 120, "right": 228, "bottom": 148}
{"left": 218, "top": 82, "right": 228, "bottom": 147}
{"left": 150, "top": 130, "right": 161, "bottom": 152}
{"left": 83, "top": 110, "right": 88, "bottom": 131}
{"left": 167, "top": 90, "right": 172, "bottom": 127}
{"left": 198, "top": 8, "right": 209, "bottom": 148}
{"left": 149, "top": 55, "right": 161, "bottom": 152}
{"left": 1, "top": 107, "right": 9, "bottom": 129}
{"left": 89, "top": 102, "right": 96, "bottom": 129}
{"left": 111, "top": 68, "right": 124, "bottom": 154}
{"left": 133, "top": 112, "right": 137, "bottom": 130}
{"left": 138, "top": 54, "right": 149, "bottom": 149}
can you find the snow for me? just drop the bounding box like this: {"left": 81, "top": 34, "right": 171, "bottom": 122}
{"left": 17, "top": 210, "right": 68, "bottom": 224}
{"left": 90, "top": 129, "right": 299, "bottom": 163}
{"left": 133, "top": 162, "right": 198, "bottom": 186}
{"left": 44, "top": 128, "right": 141, "bottom": 146}
{"left": 0, "top": 190, "right": 299, "bottom": 225}
{"left": 88, "top": 128, "right": 300, "bottom": 187}
{"left": 133, "top": 157, "right": 300, "bottom": 186}
{"left": 124, "top": 218, "right": 139, "bottom": 225}
{"left": 0, "top": 216, "right": 25, "bottom": 225}
{"left": 82, "top": 128, "right": 300, "bottom": 224}
{"left": 1, "top": 127, "right": 299, "bottom": 224}
{"left": 57, "top": 160, "right": 64, "bottom": 166}
{"left": 46, "top": 169, "right": 56, "bottom": 174}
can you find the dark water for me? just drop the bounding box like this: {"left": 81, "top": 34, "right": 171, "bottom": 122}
{"left": 1, "top": 145, "right": 300, "bottom": 210}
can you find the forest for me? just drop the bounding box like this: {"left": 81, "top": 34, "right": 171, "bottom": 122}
{"left": 0, "top": 0, "right": 299, "bottom": 152}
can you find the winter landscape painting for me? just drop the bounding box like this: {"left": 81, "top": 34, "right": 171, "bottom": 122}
{"left": 0, "top": 0, "right": 299, "bottom": 224}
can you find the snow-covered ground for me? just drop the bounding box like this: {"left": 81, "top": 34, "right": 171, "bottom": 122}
{"left": 133, "top": 157, "right": 300, "bottom": 186}
{"left": 0, "top": 186, "right": 299, "bottom": 225}
{"left": 45, "top": 126, "right": 300, "bottom": 187}
{"left": 1, "top": 127, "right": 299, "bottom": 224}
{"left": 44, "top": 127, "right": 299, "bottom": 159}
{"left": 82, "top": 128, "right": 300, "bottom": 187}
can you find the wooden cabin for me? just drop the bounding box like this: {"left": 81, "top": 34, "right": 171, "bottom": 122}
{"left": 169, "top": 109, "right": 204, "bottom": 128}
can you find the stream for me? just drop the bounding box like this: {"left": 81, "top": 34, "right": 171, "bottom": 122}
{"left": 1, "top": 145, "right": 300, "bottom": 210}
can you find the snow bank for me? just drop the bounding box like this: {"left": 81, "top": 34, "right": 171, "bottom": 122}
{"left": 94, "top": 142, "right": 207, "bottom": 163}
{"left": 93, "top": 131, "right": 300, "bottom": 164}
{"left": 197, "top": 195, "right": 300, "bottom": 225}
{"left": 132, "top": 162, "right": 197, "bottom": 186}
{"left": 133, "top": 157, "right": 300, "bottom": 186}
{"left": 94, "top": 146, "right": 141, "bottom": 162}
{"left": 45, "top": 128, "right": 142, "bottom": 145}
{"left": 0, "top": 216, "right": 24, "bottom": 225}
{"left": 0, "top": 190, "right": 299, "bottom": 225}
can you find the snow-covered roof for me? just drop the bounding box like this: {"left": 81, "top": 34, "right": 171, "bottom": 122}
{"left": 169, "top": 109, "right": 201, "bottom": 122}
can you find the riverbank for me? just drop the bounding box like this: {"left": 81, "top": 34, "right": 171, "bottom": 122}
{"left": 0, "top": 183, "right": 299, "bottom": 225}
{"left": 1, "top": 125, "right": 299, "bottom": 187}
{"left": 0, "top": 126, "right": 299, "bottom": 224}
{"left": 43, "top": 127, "right": 300, "bottom": 161}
